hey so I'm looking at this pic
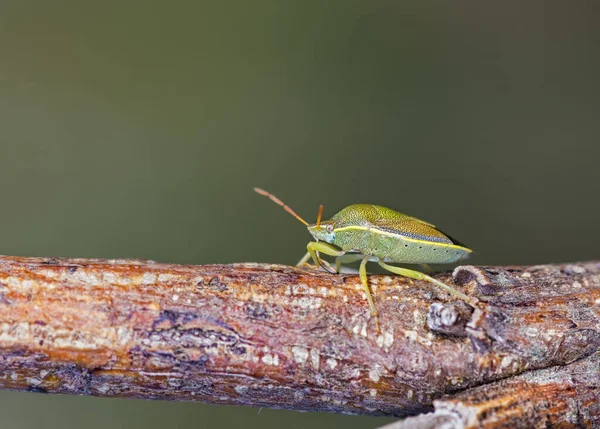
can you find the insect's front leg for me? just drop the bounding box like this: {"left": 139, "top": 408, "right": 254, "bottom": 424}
{"left": 296, "top": 251, "right": 327, "bottom": 272}
{"left": 296, "top": 251, "right": 312, "bottom": 267}
{"left": 306, "top": 241, "right": 345, "bottom": 274}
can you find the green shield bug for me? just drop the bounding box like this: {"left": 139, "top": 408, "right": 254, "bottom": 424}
{"left": 254, "top": 188, "right": 478, "bottom": 333}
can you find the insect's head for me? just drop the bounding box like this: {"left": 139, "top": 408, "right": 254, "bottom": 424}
{"left": 307, "top": 220, "right": 335, "bottom": 243}
{"left": 254, "top": 187, "right": 335, "bottom": 243}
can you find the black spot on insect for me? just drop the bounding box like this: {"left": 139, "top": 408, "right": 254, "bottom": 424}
{"left": 39, "top": 340, "right": 44, "bottom": 346}
{"left": 68, "top": 266, "right": 78, "bottom": 274}
{"left": 42, "top": 258, "right": 60, "bottom": 265}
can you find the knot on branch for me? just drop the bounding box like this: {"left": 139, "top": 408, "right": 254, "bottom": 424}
{"left": 426, "top": 301, "right": 472, "bottom": 336}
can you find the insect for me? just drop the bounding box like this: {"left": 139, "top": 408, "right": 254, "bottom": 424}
{"left": 254, "top": 188, "right": 477, "bottom": 332}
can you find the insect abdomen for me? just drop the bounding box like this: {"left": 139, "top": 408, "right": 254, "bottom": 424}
{"left": 334, "top": 228, "right": 470, "bottom": 264}
{"left": 380, "top": 235, "right": 470, "bottom": 264}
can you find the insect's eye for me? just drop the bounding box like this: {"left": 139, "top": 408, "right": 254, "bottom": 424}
{"left": 326, "top": 225, "right": 333, "bottom": 232}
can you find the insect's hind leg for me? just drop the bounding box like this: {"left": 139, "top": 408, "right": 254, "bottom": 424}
{"left": 359, "top": 256, "right": 380, "bottom": 333}
{"left": 419, "top": 263, "right": 433, "bottom": 274}
{"left": 378, "top": 261, "right": 479, "bottom": 307}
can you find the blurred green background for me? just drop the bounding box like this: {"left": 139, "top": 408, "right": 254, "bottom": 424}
{"left": 1, "top": 1, "right": 599, "bottom": 428}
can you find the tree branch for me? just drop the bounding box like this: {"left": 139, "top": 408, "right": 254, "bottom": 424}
{"left": 0, "top": 256, "right": 598, "bottom": 423}
{"left": 379, "top": 351, "right": 600, "bottom": 428}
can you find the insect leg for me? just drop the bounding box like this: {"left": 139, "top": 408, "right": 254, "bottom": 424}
{"left": 306, "top": 241, "right": 345, "bottom": 274}
{"left": 359, "top": 256, "right": 380, "bottom": 333}
{"left": 335, "top": 253, "right": 364, "bottom": 272}
{"left": 296, "top": 251, "right": 311, "bottom": 266}
{"left": 419, "top": 263, "right": 433, "bottom": 274}
{"left": 377, "top": 261, "right": 479, "bottom": 307}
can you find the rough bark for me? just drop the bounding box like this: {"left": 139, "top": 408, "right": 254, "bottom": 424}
{"left": 379, "top": 351, "right": 600, "bottom": 428}
{"left": 0, "top": 256, "right": 598, "bottom": 425}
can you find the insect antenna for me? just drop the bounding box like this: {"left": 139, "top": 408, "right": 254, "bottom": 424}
{"left": 316, "top": 204, "right": 324, "bottom": 228}
{"left": 253, "top": 188, "right": 309, "bottom": 226}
